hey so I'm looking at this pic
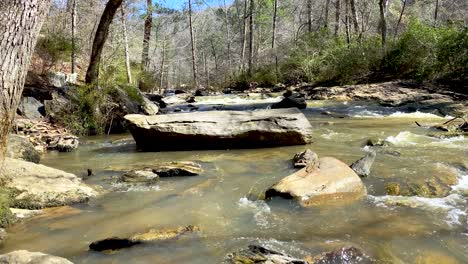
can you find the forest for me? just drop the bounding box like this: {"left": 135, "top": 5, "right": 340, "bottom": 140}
{"left": 0, "top": 0, "right": 467, "bottom": 263}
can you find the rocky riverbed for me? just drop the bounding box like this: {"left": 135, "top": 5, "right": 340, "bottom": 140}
{"left": 1, "top": 83, "right": 467, "bottom": 263}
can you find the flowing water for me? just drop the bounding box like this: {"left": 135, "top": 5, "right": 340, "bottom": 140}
{"left": 2, "top": 95, "right": 467, "bottom": 263}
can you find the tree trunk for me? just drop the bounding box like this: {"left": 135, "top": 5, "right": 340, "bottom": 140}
{"left": 307, "top": 0, "right": 312, "bottom": 33}
{"left": 248, "top": 0, "right": 255, "bottom": 76}
{"left": 141, "top": 0, "right": 152, "bottom": 72}
{"left": 188, "top": 0, "right": 198, "bottom": 87}
{"left": 272, "top": 0, "right": 278, "bottom": 79}
{"left": 159, "top": 35, "right": 166, "bottom": 90}
{"left": 224, "top": 0, "right": 232, "bottom": 78}
{"left": 345, "top": 0, "right": 350, "bottom": 44}
{"left": 394, "top": 0, "right": 407, "bottom": 38}
{"left": 240, "top": 0, "right": 248, "bottom": 72}
{"left": 120, "top": 5, "right": 132, "bottom": 84}
{"left": 379, "top": 0, "right": 388, "bottom": 48}
{"left": 70, "top": 0, "right": 77, "bottom": 74}
{"left": 335, "top": 0, "right": 341, "bottom": 36}
{"left": 349, "top": 0, "right": 359, "bottom": 34}
{"left": 0, "top": 0, "right": 52, "bottom": 164}
{"left": 85, "top": 0, "right": 123, "bottom": 84}
{"left": 324, "top": 0, "right": 331, "bottom": 28}
{"left": 434, "top": 0, "right": 439, "bottom": 25}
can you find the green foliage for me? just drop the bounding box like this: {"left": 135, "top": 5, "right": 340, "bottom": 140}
{"left": 435, "top": 27, "right": 468, "bottom": 87}
{"left": 0, "top": 188, "right": 13, "bottom": 228}
{"left": 35, "top": 33, "right": 75, "bottom": 64}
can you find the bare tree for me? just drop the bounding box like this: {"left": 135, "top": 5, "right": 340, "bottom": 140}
{"left": 248, "top": 0, "right": 255, "bottom": 76}
{"left": 307, "top": 0, "right": 312, "bottom": 33}
{"left": 85, "top": 0, "right": 123, "bottom": 84}
{"left": 394, "top": 0, "right": 407, "bottom": 38}
{"left": 272, "top": 0, "right": 278, "bottom": 78}
{"left": 120, "top": 5, "right": 132, "bottom": 84}
{"left": 335, "top": 0, "right": 341, "bottom": 36}
{"left": 379, "top": 0, "right": 388, "bottom": 48}
{"left": 434, "top": 0, "right": 439, "bottom": 25}
{"left": 240, "top": 0, "right": 248, "bottom": 72}
{"left": 349, "top": 0, "right": 359, "bottom": 34}
{"left": 224, "top": 0, "right": 232, "bottom": 77}
{"left": 141, "top": 0, "right": 152, "bottom": 71}
{"left": 0, "top": 0, "right": 52, "bottom": 164}
{"left": 189, "top": 0, "right": 199, "bottom": 87}
{"left": 70, "top": 0, "right": 77, "bottom": 74}
{"left": 324, "top": 0, "right": 331, "bottom": 28}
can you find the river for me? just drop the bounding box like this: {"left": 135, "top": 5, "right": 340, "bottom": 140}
{"left": 3, "top": 95, "right": 467, "bottom": 263}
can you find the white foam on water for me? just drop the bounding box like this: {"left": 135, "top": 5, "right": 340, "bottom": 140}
{"left": 384, "top": 131, "right": 467, "bottom": 150}
{"left": 111, "top": 182, "right": 161, "bottom": 192}
{"left": 370, "top": 194, "right": 466, "bottom": 226}
{"left": 452, "top": 171, "right": 468, "bottom": 194}
{"left": 352, "top": 110, "right": 451, "bottom": 119}
{"left": 320, "top": 130, "right": 340, "bottom": 140}
{"left": 194, "top": 95, "right": 282, "bottom": 106}
{"left": 238, "top": 197, "right": 271, "bottom": 228}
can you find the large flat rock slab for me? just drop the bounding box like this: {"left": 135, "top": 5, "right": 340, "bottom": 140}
{"left": 3, "top": 158, "right": 97, "bottom": 209}
{"left": 125, "top": 109, "right": 313, "bottom": 151}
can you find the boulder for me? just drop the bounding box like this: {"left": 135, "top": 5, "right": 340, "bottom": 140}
{"left": 226, "top": 245, "right": 308, "bottom": 264}
{"left": 0, "top": 250, "right": 73, "bottom": 264}
{"left": 153, "top": 162, "right": 202, "bottom": 177}
{"left": 265, "top": 157, "right": 367, "bottom": 206}
{"left": 6, "top": 134, "right": 41, "bottom": 163}
{"left": 292, "top": 149, "right": 319, "bottom": 168}
{"left": 271, "top": 95, "right": 307, "bottom": 109}
{"left": 194, "top": 89, "right": 208, "bottom": 96}
{"left": 3, "top": 158, "right": 97, "bottom": 209}
{"left": 52, "top": 136, "right": 79, "bottom": 152}
{"left": 141, "top": 96, "right": 159, "bottom": 115}
{"left": 17, "top": 97, "right": 44, "bottom": 120}
{"left": 121, "top": 170, "right": 159, "bottom": 183}
{"left": 89, "top": 225, "right": 199, "bottom": 252}
{"left": 350, "top": 151, "right": 377, "bottom": 177}
{"left": 144, "top": 93, "right": 167, "bottom": 108}
{"left": 44, "top": 91, "right": 70, "bottom": 123}
{"left": 125, "top": 108, "right": 313, "bottom": 151}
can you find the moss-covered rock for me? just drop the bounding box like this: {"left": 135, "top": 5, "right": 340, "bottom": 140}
{"left": 385, "top": 183, "right": 401, "bottom": 196}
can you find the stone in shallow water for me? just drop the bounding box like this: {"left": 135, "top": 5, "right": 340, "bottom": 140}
{"left": 226, "top": 245, "right": 308, "bottom": 264}
{"left": 120, "top": 170, "right": 160, "bottom": 183}
{"left": 89, "top": 225, "right": 200, "bottom": 252}
{"left": 265, "top": 157, "right": 367, "bottom": 207}
{"left": 292, "top": 149, "right": 319, "bottom": 168}
{"left": 153, "top": 161, "right": 202, "bottom": 177}
{"left": 350, "top": 151, "right": 377, "bottom": 177}
{"left": 307, "top": 246, "right": 373, "bottom": 264}
{"left": 0, "top": 250, "right": 73, "bottom": 264}
{"left": 124, "top": 108, "right": 313, "bottom": 151}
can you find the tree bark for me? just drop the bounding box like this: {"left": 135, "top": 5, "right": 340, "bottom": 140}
{"left": 434, "top": 0, "right": 439, "bottom": 25}
{"left": 85, "top": 0, "right": 123, "bottom": 84}
{"left": 248, "top": 0, "right": 255, "bottom": 76}
{"left": 379, "top": 0, "right": 388, "bottom": 48}
{"left": 0, "top": 0, "right": 52, "bottom": 164}
{"left": 224, "top": 0, "right": 232, "bottom": 78}
{"left": 240, "top": 0, "right": 248, "bottom": 72}
{"left": 120, "top": 5, "right": 132, "bottom": 84}
{"left": 335, "top": 0, "right": 341, "bottom": 36}
{"left": 159, "top": 36, "right": 166, "bottom": 90}
{"left": 141, "top": 0, "right": 152, "bottom": 71}
{"left": 307, "top": 0, "right": 312, "bottom": 33}
{"left": 272, "top": 0, "right": 278, "bottom": 79}
{"left": 324, "top": 0, "right": 331, "bottom": 28}
{"left": 188, "top": 0, "right": 198, "bottom": 87}
{"left": 345, "top": 0, "right": 350, "bottom": 44}
{"left": 394, "top": 0, "right": 407, "bottom": 38}
{"left": 349, "top": 0, "right": 359, "bottom": 34}
{"left": 70, "top": 0, "right": 77, "bottom": 74}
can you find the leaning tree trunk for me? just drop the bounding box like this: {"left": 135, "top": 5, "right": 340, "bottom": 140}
{"left": 394, "top": 0, "right": 407, "bottom": 38}
{"left": 85, "top": 0, "right": 123, "bottom": 84}
{"left": 141, "top": 0, "right": 152, "bottom": 72}
{"left": 0, "top": 0, "right": 52, "bottom": 166}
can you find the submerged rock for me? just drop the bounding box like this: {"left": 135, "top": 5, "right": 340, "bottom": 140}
{"left": 3, "top": 158, "right": 97, "bottom": 209}
{"left": 292, "top": 149, "right": 319, "bottom": 168}
{"left": 308, "top": 246, "right": 373, "bottom": 264}
{"left": 350, "top": 151, "right": 377, "bottom": 177}
{"left": 271, "top": 94, "right": 307, "bottom": 109}
{"left": 125, "top": 108, "right": 313, "bottom": 151}
{"left": 384, "top": 183, "right": 401, "bottom": 196}
{"left": 120, "top": 170, "right": 159, "bottom": 183}
{"left": 153, "top": 162, "right": 202, "bottom": 177}
{"left": 0, "top": 250, "right": 73, "bottom": 264}
{"left": 265, "top": 157, "right": 367, "bottom": 206}
{"left": 6, "top": 134, "right": 41, "bottom": 163}
{"left": 89, "top": 225, "right": 199, "bottom": 252}
{"left": 226, "top": 245, "right": 308, "bottom": 264}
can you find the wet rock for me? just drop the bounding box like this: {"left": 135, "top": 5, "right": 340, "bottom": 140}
{"left": 141, "top": 96, "right": 159, "bottom": 115}
{"left": 144, "top": 93, "right": 167, "bottom": 108}
{"left": 53, "top": 136, "right": 79, "bottom": 152}
{"left": 174, "top": 89, "right": 186, "bottom": 94}
{"left": 125, "top": 108, "right": 313, "bottom": 151}
{"left": 384, "top": 183, "right": 401, "bottom": 196}
{"left": 3, "top": 158, "right": 97, "bottom": 209}
{"left": 265, "top": 157, "right": 367, "bottom": 206}
{"left": 89, "top": 225, "right": 199, "bottom": 252}
{"left": 153, "top": 162, "right": 202, "bottom": 177}
{"left": 186, "top": 96, "right": 196, "bottom": 103}
{"left": 226, "top": 245, "right": 308, "bottom": 264}
{"left": 17, "top": 97, "right": 44, "bottom": 120}
{"left": 121, "top": 170, "right": 159, "bottom": 183}
{"left": 6, "top": 134, "right": 41, "bottom": 163}
{"left": 293, "top": 149, "right": 319, "bottom": 168}
{"left": 0, "top": 250, "right": 73, "bottom": 264}
{"left": 408, "top": 178, "right": 452, "bottom": 198}
{"left": 350, "top": 151, "right": 377, "bottom": 177}
{"left": 365, "top": 138, "right": 387, "bottom": 147}
{"left": 382, "top": 150, "right": 401, "bottom": 157}
{"left": 308, "top": 246, "right": 372, "bottom": 264}
{"left": 271, "top": 94, "right": 307, "bottom": 109}
{"left": 194, "top": 89, "right": 208, "bottom": 96}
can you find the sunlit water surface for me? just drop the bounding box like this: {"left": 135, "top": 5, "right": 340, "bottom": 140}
{"left": 3, "top": 96, "right": 467, "bottom": 263}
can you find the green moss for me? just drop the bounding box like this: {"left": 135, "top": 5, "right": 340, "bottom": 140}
{"left": 0, "top": 188, "right": 14, "bottom": 228}
{"left": 385, "top": 183, "right": 401, "bottom": 196}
